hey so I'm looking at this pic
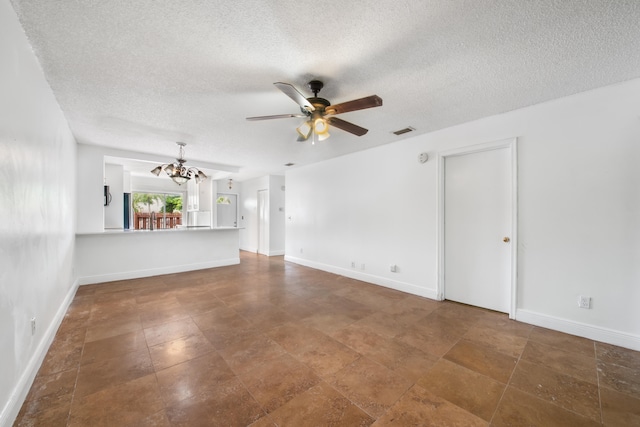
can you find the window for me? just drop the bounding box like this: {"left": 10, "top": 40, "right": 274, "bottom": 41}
{"left": 132, "top": 192, "right": 183, "bottom": 230}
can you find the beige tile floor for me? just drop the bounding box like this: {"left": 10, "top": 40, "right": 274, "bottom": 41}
{"left": 15, "top": 252, "right": 640, "bottom": 426}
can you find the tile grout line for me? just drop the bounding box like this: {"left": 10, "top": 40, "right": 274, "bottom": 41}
{"left": 192, "top": 303, "right": 283, "bottom": 426}
{"left": 486, "top": 324, "right": 530, "bottom": 426}
{"left": 145, "top": 316, "right": 174, "bottom": 423}
{"left": 594, "top": 341, "right": 604, "bottom": 425}
{"left": 228, "top": 362, "right": 272, "bottom": 426}
{"left": 65, "top": 308, "right": 90, "bottom": 427}
{"left": 493, "top": 330, "right": 605, "bottom": 425}
{"left": 18, "top": 255, "right": 638, "bottom": 426}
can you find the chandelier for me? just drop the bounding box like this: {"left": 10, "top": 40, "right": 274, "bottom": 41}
{"left": 150, "top": 142, "right": 207, "bottom": 185}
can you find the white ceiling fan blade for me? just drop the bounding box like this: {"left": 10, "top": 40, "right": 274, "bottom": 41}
{"left": 274, "top": 82, "right": 315, "bottom": 112}
{"left": 246, "top": 113, "right": 308, "bottom": 121}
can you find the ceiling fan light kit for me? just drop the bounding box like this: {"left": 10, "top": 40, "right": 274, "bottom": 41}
{"left": 316, "top": 129, "right": 330, "bottom": 142}
{"left": 247, "top": 79, "right": 382, "bottom": 143}
{"left": 296, "top": 121, "right": 312, "bottom": 140}
{"left": 314, "top": 117, "right": 328, "bottom": 133}
{"left": 150, "top": 142, "right": 207, "bottom": 185}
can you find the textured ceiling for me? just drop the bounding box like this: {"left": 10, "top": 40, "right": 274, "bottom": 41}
{"left": 10, "top": 0, "right": 640, "bottom": 180}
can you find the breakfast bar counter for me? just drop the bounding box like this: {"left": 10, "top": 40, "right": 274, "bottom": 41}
{"left": 75, "top": 227, "right": 240, "bottom": 285}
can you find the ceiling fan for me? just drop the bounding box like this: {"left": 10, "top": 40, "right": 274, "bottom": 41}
{"left": 246, "top": 80, "right": 382, "bottom": 142}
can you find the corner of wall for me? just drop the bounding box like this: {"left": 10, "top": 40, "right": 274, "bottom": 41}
{"left": 516, "top": 309, "right": 640, "bottom": 351}
{"left": 284, "top": 255, "right": 439, "bottom": 300}
{"left": 1, "top": 280, "right": 79, "bottom": 426}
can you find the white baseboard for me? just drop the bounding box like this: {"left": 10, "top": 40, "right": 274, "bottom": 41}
{"left": 284, "top": 256, "right": 439, "bottom": 300}
{"left": 77, "top": 257, "right": 240, "bottom": 285}
{"left": 1, "top": 279, "right": 79, "bottom": 427}
{"left": 516, "top": 309, "right": 640, "bottom": 351}
{"left": 238, "top": 247, "right": 284, "bottom": 257}
{"left": 283, "top": 257, "right": 640, "bottom": 351}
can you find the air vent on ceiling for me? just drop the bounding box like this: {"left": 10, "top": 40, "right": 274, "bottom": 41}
{"left": 392, "top": 126, "right": 415, "bottom": 136}
{"left": 284, "top": 163, "right": 295, "bottom": 167}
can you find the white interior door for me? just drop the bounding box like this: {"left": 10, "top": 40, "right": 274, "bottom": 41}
{"left": 216, "top": 193, "right": 237, "bottom": 227}
{"left": 257, "top": 190, "right": 268, "bottom": 255}
{"left": 443, "top": 144, "right": 514, "bottom": 313}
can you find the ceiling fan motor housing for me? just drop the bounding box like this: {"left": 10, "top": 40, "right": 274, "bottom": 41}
{"left": 307, "top": 80, "right": 324, "bottom": 95}
{"left": 300, "top": 96, "right": 330, "bottom": 115}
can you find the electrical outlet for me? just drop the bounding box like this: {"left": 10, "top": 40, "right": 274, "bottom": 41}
{"left": 299, "top": 248, "right": 303, "bottom": 254}
{"left": 390, "top": 264, "right": 397, "bottom": 273}
{"left": 30, "top": 317, "right": 36, "bottom": 335}
{"left": 578, "top": 296, "right": 591, "bottom": 309}
{"left": 351, "top": 261, "right": 355, "bottom": 268}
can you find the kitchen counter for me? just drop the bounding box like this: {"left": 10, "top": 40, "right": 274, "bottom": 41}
{"left": 75, "top": 226, "right": 240, "bottom": 285}
{"left": 77, "top": 226, "right": 241, "bottom": 236}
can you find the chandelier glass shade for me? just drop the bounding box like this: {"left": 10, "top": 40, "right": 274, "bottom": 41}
{"left": 150, "top": 142, "right": 207, "bottom": 185}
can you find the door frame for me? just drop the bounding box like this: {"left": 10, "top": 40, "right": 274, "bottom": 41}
{"left": 216, "top": 192, "right": 239, "bottom": 227}
{"left": 437, "top": 137, "right": 518, "bottom": 319}
{"left": 257, "top": 189, "right": 269, "bottom": 255}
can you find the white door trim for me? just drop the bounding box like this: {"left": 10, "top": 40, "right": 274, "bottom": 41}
{"left": 216, "top": 192, "right": 239, "bottom": 227}
{"left": 437, "top": 137, "right": 518, "bottom": 319}
{"left": 257, "top": 189, "right": 269, "bottom": 255}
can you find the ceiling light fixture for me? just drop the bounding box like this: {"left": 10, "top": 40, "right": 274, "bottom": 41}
{"left": 314, "top": 117, "right": 328, "bottom": 133}
{"left": 296, "top": 114, "right": 330, "bottom": 144}
{"left": 296, "top": 120, "right": 312, "bottom": 141}
{"left": 247, "top": 80, "right": 381, "bottom": 142}
{"left": 150, "top": 142, "right": 207, "bottom": 185}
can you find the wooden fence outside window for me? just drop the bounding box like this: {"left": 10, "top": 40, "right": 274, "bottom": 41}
{"left": 133, "top": 212, "right": 182, "bottom": 230}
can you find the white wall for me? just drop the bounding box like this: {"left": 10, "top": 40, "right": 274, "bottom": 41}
{"left": 131, "top": 174, "right": 189, "bottom": 194}
{"left": 239, "top": 175, "right": 286, "bottom": 255}
{"left": 269, "top": 175, "right": 286, "bottom": 256}
{"left": 104, "top": 163, "right": 124, "bottom": 229}
{"left": 239, "top": 175, "right": 269, "bottom": 253}
{"left": 0, "top": 2, "right": 77, "bottom": 424}
{"left": 286, "top": 78, "right": 640, "bottom": 350}
{"left": 76, "top": 143, "right": 106, "bottom": 233}
{"left": 76, "top": 229, "right": 240, "bottom": 285}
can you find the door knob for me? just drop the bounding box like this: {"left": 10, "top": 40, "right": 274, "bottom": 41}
{"left": 503, "top": 237, "right": 510, "bottom": 243}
